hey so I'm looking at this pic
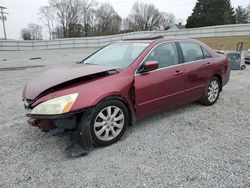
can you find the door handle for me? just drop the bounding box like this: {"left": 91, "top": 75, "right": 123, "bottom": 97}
{"left": 174, "top": 70, "right": 184, "bottom": 76}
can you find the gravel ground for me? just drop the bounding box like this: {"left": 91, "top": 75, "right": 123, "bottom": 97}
{"left": 0, "top": 48, "right": 249, "bottom": 188}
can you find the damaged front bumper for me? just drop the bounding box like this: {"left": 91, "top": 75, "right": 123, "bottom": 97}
{"left": 26, "top": 108, "right": 94, "bottom": 157}
{"left": 26, "top": 108, "right": 88, "bottom": 133}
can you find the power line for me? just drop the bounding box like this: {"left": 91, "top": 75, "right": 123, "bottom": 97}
{"left": 0, "top": 5, "right": 8, "bottom": 39}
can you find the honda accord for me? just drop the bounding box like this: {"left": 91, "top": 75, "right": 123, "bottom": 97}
{"left": 23, "top": 37, "right": 230, "bottom": 153}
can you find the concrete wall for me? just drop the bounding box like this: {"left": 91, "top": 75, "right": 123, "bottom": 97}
{"left": 1, "top": 24, "right": 250, "bottom": 51}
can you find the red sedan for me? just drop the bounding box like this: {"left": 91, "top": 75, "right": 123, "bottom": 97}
{"left": 23, "top": 37, "right": 230, "bottom": 153}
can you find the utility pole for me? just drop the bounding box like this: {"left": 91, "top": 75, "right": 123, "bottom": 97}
{"left": 0, "top": 6, "right": 7, "bottom": 39}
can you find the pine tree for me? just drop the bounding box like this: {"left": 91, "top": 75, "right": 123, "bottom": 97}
{"left": 223, "top": 0, "right": 236, "bottom": 24}
{"left": 186, "top": 0, "right": 236, "bottom": 28}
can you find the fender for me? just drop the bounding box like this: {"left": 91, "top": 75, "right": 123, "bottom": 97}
{"left": 30, "top": 72, "right": 136, "bottom": 124}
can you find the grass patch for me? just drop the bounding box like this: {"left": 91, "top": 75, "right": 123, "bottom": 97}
{"left": 195, "top": 36, "right": 250, "bottom": 51}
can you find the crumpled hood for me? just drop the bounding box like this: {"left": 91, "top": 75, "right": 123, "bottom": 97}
{"left": 23, "top": 64, "right": 117, "bottom": 100}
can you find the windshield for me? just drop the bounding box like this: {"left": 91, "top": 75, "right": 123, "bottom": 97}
{"left": 83, "top": 42, "right": 149, "bottom": 69}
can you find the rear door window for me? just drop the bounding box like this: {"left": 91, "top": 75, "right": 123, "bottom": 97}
{"left": 180, "top": 42, "right": 204, "bottom": 63}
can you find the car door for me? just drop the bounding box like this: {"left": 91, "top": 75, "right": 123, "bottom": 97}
{"left": 134, "top": 42, "right": 185, "bottom": 117}
{"left": 178, "top": 41, "right": 213, "bottom": 103}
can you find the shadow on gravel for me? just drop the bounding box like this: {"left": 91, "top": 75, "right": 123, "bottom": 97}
{"left": 134, "top": 102, "right": 199, "bottom": 128}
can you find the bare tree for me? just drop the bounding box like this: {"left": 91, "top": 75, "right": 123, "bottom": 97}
{"left": 47, "top": 0, "right": 97, "bottom": 38}
{"left": 235, "top": 6, "right": 249, "bottom": 24}
{"left": 53, "top": 26, "right": 64, "bottom": 38}
{"left": 36, "top": 0, "right": 177, "bottom": 38}
{"left": 81, "top": 0, "right": 97, "bottom": 36}
{"left": 159, "top": 12, "right": 175, "bottom": 30}
{"left": 68, "top": 23, "right": 84, "bottom": 37}
{"left": 39, "top": 6, "right": 56, "bottom": 39}
{"left": 50, "top": 0, "right": 82, "bottom": 38}
{"left": 110, "top": 14, "right": 122, "bottom": 34}
{"left": 29, "top": 23, "right": 43, "bottom": 39}
{"left": 126, "top": 1, "right": 163, "bottom": 31}
{"left": 95, "top": 3, "right": 122, "bottom": 35}
{"left": 247, "top": 4, "right": 250, "bottom": 22}
{"left": 21, "top": 23, "right": 43, "bottom": 40}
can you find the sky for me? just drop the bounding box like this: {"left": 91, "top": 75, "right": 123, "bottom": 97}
{"left": 0, "top": 0, "right": 249, "bottom": 39}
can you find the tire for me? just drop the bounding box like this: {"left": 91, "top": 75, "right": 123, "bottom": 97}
{"left": 240, "top": 65, "right": 246, "bottom": 70}
{"left": 89, "top": 99, "right": 129, "bottom": 146}
{"left": 199, "top": 77, "right": 221, "bottom": 106}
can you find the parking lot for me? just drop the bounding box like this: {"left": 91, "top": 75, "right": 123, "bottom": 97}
{"left": 0, "top": 48, "right": 249, "bottom": 187}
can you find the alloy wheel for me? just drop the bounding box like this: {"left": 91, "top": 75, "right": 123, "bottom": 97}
{"left": 207, "top": 80, "right": 219, "bottom": 103}
{"left": 94, "top": 106, "right": 125, "bottom": 141}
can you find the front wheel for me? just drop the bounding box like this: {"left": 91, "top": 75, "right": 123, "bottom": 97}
{"left": 200, "top": 77, "right": 221, "bottom": 106}
{"left": 90, "top": 100, "right": 129, "bottom": 146}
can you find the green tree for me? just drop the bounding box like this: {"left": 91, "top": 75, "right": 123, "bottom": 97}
{"left": 186, "top": 0, "right": 236, "bottom": 28}
{"left": 21, "top": 29, "right": 32, "bottom": 40}
{"left": 235, "top": 6, "right": 248, "bottom": 23}
{"left": 223, "top": 0, "right": 236, "bottom": 24}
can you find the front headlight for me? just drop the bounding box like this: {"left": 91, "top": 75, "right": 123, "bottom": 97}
{"left": 30, "top": 93, "right": 78, "bottom": 115}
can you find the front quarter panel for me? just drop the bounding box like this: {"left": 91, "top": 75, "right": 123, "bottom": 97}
{"left": 71, "top": 73, "right": 134, "bottom": 111}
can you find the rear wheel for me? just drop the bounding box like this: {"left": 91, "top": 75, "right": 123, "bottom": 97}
{"left": 90, "top": 100, "right": 129, "bottom": 146}
{"left": 200, "top": 77, "right": 221, "bottom": 106}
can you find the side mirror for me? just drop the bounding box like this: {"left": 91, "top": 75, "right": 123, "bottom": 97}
{"left": 139, "top": 61, "right": 159, "bottom": 73}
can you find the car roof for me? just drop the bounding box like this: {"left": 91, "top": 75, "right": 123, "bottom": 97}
{"left": 122, "top": 36, "right": 164, "bottom": 41}
{"left": 121, "top": 36, "right": 194, "bottom": 44}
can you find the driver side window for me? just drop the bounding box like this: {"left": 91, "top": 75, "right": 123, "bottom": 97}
{"left": 143, "top": 42, "right": 179, "bottom": 69}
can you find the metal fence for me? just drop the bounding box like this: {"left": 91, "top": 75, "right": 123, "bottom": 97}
{"left": 1, "top": 24, "right": 250, "bottom": 51}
